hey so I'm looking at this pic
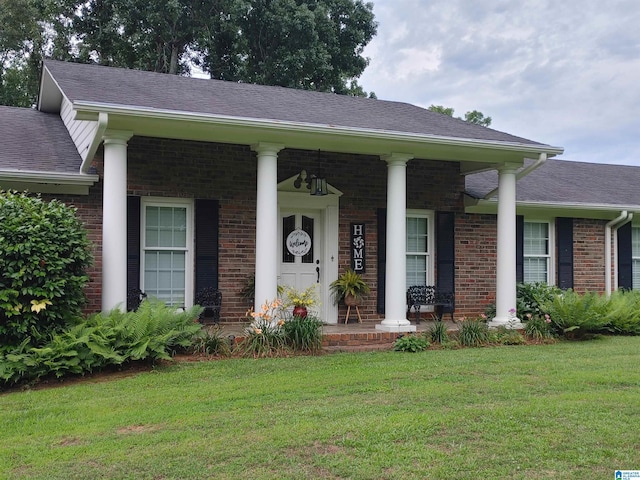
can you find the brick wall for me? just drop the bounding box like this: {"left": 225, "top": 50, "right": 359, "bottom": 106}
{"left": 573, "top": 218, "right": 606, "bottom": 293}
{"left": 41, "top": 136, "right": 612, "bottom": 322}
{"left": 455, "top": 213, "right": 498, "bottom": 318}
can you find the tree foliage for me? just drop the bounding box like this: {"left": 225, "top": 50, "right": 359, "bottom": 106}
{"left": 0, "top": 0, "right": 378, "bottom": 107}
{"left": 428, "top": 104, "right": 492, "bottom": 127}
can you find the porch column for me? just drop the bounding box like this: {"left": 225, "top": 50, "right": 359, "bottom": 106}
{"left": 377, "top": 153, "right": 416, "bottom": 333}
{"left": 489, "top": 163, "right": 523, "bottom": 328}
{"left": 102, "top": 130, "right": 133, "bottom": 311}
{"left": 252, "top": 143, "right": 284, "bottom": 311}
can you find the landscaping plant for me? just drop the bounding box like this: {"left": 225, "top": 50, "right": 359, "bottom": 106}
{"left": 393, "top": 333, "right": 429, "bottom": 352}
{"left": 0, "top": 191, "right": 93, "bottom": 349}
{"left": 541, "top": 289, "right": 610, "bottom": 338}
{"left": 282, "top": 314, "right": 323, "bottom": 353}
{"left": 458, "top": 317, "right": 490, "bottom": 347}
{"left": 0, "top": 298, "right": 203, "bottom": 385}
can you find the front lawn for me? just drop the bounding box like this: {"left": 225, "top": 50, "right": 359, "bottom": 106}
{"left": 1, "top": 337, "right": 639, "bottom": 479}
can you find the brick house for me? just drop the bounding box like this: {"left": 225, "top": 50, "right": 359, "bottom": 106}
{"left": 2, "top": 60, "right": 637, "bottom": 331}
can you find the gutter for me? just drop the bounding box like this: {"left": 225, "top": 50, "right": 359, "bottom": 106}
{"left": 72, "top": 101, "right": 565, "bottom": 157}
{"left": 0, "top": 170, "right": 99, "bottom": 185}
{"left": 606, "top": 211, "right": 633, "bottom": 295}
{"left": 483, "top": 152, "right": 547, "bottom": 200}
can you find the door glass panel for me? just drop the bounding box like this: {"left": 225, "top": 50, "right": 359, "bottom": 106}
{"left": 302, "top": 215, "right": 314, "bottom": 264}
{"left": 282, "top": 215, "right": 295, "bottom": 263}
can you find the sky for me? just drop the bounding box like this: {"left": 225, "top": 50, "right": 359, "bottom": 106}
{"left": 357, "top": 0, "right": 640, "bottom": 166}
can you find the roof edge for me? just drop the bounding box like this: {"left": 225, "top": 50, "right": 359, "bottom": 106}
{"left": 72, "top": 101, "right": 565, "bottom": 157}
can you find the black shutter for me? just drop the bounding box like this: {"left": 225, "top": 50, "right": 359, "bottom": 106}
{"left": 377, "top": 208, "right": 386, "bottom": 314}
{"left": 618, "top": 222, "right": 633, "bottom": 290}
{"left": 556, "top": 217, "right": 574, "bottom": 289}
{"left": 516, "top": 215, "right": 524, "bottom": 283}
{"left": 436, "top": 212, "right": 455, "bottom": 313}
{"left": 127, "top": 196, "right": 141, "bottom": 294}
{"left": 195, "top": 199, "right": 220, "bottom": 298}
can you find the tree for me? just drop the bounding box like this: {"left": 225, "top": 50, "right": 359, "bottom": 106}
{"left": 428, "top": 104, "right": 492, "bottom": 127}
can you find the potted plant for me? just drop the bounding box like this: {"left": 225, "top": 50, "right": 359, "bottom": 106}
{"left": 282, "top": 285, "right": 318, "bottom": 318}
{"left": 330, "top": 269, "right": 370, "bottom": 306}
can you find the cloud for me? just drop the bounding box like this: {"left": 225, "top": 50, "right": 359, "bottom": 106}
{"left": 359, "top": 0, "right": 640, "bottom": 165}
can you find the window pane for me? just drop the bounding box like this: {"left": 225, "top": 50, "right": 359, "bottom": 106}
{"left": 634, "top": 259, "right": 640, "bottom": 290}
{"left": 524, "top": 222, "right": 549, "bottom": 255}
{"left": 406, "top": 255, "right": 427, "bottom": 286}
{"left": 302, "top": 215, "right": 314, "bottom": 264}
{"left": 524, "top": 258, "right": 547, "bottom": 283}
{"left": 407, "top": 217, "right": 428, "bottom": 253}
{"left": 282, "top": 215, "right": 295, "bottom": 263}
{"left": 146, "top": 206, "right": 187, "bottom": 248}
{"left": 144, "top": 250, "right": 185, "bottom": 306}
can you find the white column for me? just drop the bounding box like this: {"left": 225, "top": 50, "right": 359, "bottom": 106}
{"left": 377, "top": 153, "right": 416, "bottom": 333}
{"left": 252, "top": 143, "right": 283, "bottom": 311}
{"left": 102, "top": 130, "right": 133, "bottom": 312}
{"left": 489, "top": 163, "right": 523, "bottom": 328}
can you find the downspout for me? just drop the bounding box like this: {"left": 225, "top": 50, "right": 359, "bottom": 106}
{"left": 80, "top": 112, "right": 109, "bottom": 173}
{"left": 484, "top": 152, "right": 547, "bottom": 200}
{"left": 606, "top": 211, "right": 633, "bottom": 295}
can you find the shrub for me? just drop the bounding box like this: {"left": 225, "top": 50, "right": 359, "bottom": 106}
{"left": 282, "top": 315, "right": 323, "bottom": 353}
{"left": 607, "top": 290, "right": 640, "bottom": 335}
{"left": 0, "top": 191, "right": 92, "bottom": 348}
{"left": 541, "top": 290, "right": 610, "bottom": 338}
{"left": 458, "top": 318, "right": 490, "bottom": 347}
{"left": 393, "top": 333, "right": 429, "bottom": 352}
{"left": 0, "top": 298, "right": 203, "bottom": 386}
{"left": 516, "top": 282, "right": 562, "bottom": 320}
{"left": 485, "top": 282, "right": 563, "bottom": 320}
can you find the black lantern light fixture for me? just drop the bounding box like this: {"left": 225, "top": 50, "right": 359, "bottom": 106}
{"left": 293, "top": 151, "right": 328, "bottom": 196}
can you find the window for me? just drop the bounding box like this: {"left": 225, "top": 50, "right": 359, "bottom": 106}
{"left": 406, "top": 211, "right": 434, "bottom": 287}
{"left": 523, "top": 221, "right": 551, "bottom": 284}
{"left": 632, "top": 226, "right": 640, "bottom": 290}
{"left": 141, "top": 199, "right": 193, "bottom": 307}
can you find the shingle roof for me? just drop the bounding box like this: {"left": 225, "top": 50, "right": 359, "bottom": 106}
{"left": 466, "top": 159, "right": 640, "bottom": 207}
{"left": 0, "top": 106, "right": 82, "bottom": 174}
{"left": 43, "top": 59, "right": 546, "bottom": 147}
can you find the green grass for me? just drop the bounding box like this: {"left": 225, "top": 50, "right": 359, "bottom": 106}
{"left": 2, "top": 337, "right": 640, "bottom": 479}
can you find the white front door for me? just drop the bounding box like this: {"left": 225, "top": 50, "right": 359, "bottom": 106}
{"left": 279, "top": 210, "right": 323, "bottom": 318}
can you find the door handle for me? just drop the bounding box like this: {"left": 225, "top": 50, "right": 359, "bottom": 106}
{"left": 316, "top": 260, "right": 320, "bottom": 283}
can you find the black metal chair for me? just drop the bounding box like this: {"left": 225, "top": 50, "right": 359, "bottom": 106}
{"left": 195, "top": 287, "right": 222, "bottom": 323}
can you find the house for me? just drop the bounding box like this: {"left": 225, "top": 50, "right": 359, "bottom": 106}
{"left": 1, "top": 59, "right": 634, "bottom": 332}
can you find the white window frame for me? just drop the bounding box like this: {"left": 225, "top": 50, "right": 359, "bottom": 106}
{"left": 523, "top": 219, "right": 555, "bottom": 285}
{"left": 631, "top": 225, "right": 640, "bottom": 290}
{"left": 406, "top": 209, "right": 435, "bottom": 287}
{"left": 140, "top": 197, "right": 194, "bottom": 308}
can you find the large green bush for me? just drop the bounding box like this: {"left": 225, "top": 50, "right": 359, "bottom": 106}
{"left": 0, "top": 191, "right": 93, "bottom": 348}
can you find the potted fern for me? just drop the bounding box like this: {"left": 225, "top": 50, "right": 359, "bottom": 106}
{"left": 330, "top": 269, "right": 370, "bottom": 306}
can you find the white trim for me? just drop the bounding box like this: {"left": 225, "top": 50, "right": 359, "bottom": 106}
{"left": 140, "top": 197, "right": 194, "bottom": 308}
{"left": 0, "top": 170, "right": 99, "bottom": 185}
{"left": 406, "top": 209, "right": 435, "bottom": 287}
{"left": 523, "top": 219, "right": 555, "bottom": 285}
{"left": 72, "top": 100, "right": 564, "bottom": 157}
